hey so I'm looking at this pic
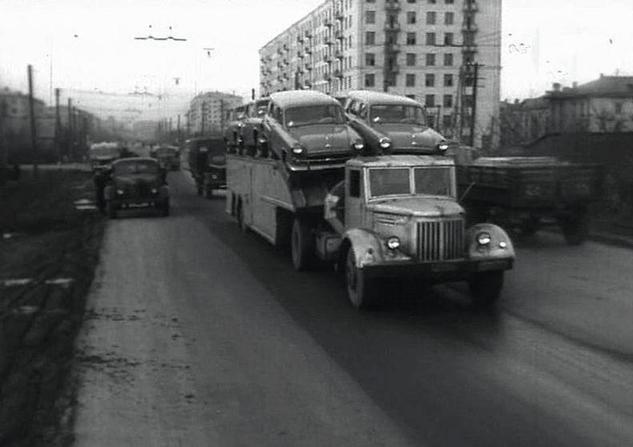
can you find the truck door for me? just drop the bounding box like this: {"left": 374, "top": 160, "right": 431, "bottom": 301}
{"left": 345, "top": 168, "right": 364, "bottom": 229}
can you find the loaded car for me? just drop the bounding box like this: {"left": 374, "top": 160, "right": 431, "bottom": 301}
{"left": 260, "top": 90, "right": 365, "bottom": 170}
{"left": 239, "top": 98, "right": 270, "bottom": 156}
{"left": 223, "top": 105, "right": 247, "bottom": 153}
{"left": 150, "top": 145, "right": 180, "bottom": 170}
{"left": 182, "top": 136, "right": 227, "bottom": 198}
{"left": 104, "top": 157, "right": 169, "bottom": 218}
{"left": 343, "top": 90, "right": 449, "bottom": 155}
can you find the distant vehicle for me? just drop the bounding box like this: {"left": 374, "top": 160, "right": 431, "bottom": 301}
{"left": 150, "top": 145, "right": 180, "bottom": 170}
{"left": 260, "top": 90, "right": 365, "bottom": 170}
{"left": 182, "top": 137, "right": 227, "bottom": 198}
{"left": 223, "top": 105, "right": 247, "bottom": 153}
{"left": 88, "top": 142, "right": 120, "bottom": 172}
{"left": 104, "top": 157, "right": 169, "bottom": 218}
{"left": 239, "top": 98, "right": 270, "bottom": 156}
{"left": 343, "top": 90, "right": 448, "bottom": 155}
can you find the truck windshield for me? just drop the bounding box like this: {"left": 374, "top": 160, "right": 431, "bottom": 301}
{"left": 369, "top": 168, "right": 411, "bottom": 197}
{"left": 285, "top": 105, "right": 345, "bottom": 127}
{"left": 370, "top": 105, "right": 426, "bottom": 126}
{"left": 414, "top": 167, "right": 453, "bottom": 197}
{"left": 114, "top": 161, "right": 159, "bottom": 175}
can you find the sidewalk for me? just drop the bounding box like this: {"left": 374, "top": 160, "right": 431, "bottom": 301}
{"left": 588, "top": 217, "right": 633, "bottom": 249}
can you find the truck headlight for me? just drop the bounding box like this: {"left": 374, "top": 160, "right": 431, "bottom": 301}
{"left": 151, "top": 188, "right": 158, "bottom": 194}
{"left": 379, "top": 137, "right": 392, "bottom": 150}
{"left": 292, "top": 144, "right": 305, "bottom": 155}
{"left": 499, "top": 241, "right": 507, "bottom": 249}
{"left": 477, "top": 232, "right": 492, "bottom": 246}
{"left": 116, "top": 189, "right": 124, "bottom": 195}
{"left": 352, "top": 139, "right": 364, "bottom": 151}
{"left": 386, "top": 236, "right": 400, "bottom": 250}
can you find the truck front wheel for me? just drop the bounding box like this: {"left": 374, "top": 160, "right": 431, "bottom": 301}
{"left": 345, "top": 248, "right": 378, "bottom": 309}
{"left": 469, "top": 270, "right": 504, "bottom": 308}
{"left": 291, "top": 218, "right": 315, "bottom": 271}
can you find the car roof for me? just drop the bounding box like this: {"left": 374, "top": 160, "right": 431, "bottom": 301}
{"left": 347, "top": 155, "right": 454, "bottom": 168}
{"left": 270, "top": 90, "right": 340, "bottom": 108}
{"left": 112, "top": 157, "right": 157, "bottom": 165}
{"left": 346, "top": 90, "right": 422, "bottom": 107}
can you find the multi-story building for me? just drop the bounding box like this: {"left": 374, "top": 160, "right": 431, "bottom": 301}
{"left": 187, "top": 91, "right": 243, "bottom": 136}
{"left": 259, "top": 0, "right": 501, "bottom": 148}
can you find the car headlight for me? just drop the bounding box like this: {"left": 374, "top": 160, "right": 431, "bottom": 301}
{"left": 499, "top": 241, "right": 507, "bottom": 249}
{"left": 477, "top": 232, "right": 491, "bottom": 246}
{"left": 116, "top": 189, "right": 124, "bottom": 195}
{"left": 352, "top": 139, "right": 364, "bottom": 151}
{"left": 151, "top": 188, "right": 158, "bottom": 194}
{"left": 379, "top": 137, "right": 392, "bottom": 150}
{"left": 292, "top": 144, "right": 305, "bottom": 155}
{"left": 437, "top": 141, "right": 449, "bottom": 152}
{"left": 386, "top": 236, "right": 400, "bottom": 250}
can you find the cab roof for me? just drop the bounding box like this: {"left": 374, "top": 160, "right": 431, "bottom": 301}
{"left": 270, "top": 90, "right": 340, "bottom": 108}
{"left": 347, "top": 90, "right": 422, "bottom": 107}
{"left": 346, "top": 155, "right": 454, "bottom": 168}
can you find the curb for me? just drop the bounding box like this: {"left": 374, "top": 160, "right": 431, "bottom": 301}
{"left": 587, "top": 232, "right": 633, "bottom": 250}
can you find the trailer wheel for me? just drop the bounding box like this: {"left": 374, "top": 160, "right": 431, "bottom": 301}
{"left": 561, "top": 214, "right": 588, "bottom": 245}
{"left": 345, "top": 248, "right": 378, "bottom": 309}
{"left": 469, "top": 270, "right": 504, "bottom": 308}
{"left": 291, "top": 218, "right": 315, "bottom": 271}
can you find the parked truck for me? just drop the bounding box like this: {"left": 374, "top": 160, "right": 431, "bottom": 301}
{"left": 226, "top": 150, "right": 515, "bottom": 309}
{"left": 451, "top": 148, "right": 603, "bottom": 245}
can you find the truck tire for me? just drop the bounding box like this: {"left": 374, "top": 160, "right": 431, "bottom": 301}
{"left": 345, "top": 248, "right": 378, "bottom": 309}
{"left": 106, "top": 201, "right": 117, "bottom": 219}
{"left": 561, "top": 215, "right": 588, "bottom": 245}
{"left": 469, "top": 270, "right": 504, "bottom": 308}
{"left": 291, "top": 218, "right": 315, "bottom": 271}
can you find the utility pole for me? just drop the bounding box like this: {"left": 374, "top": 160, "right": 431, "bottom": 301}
{"left": 177, "top": 114, "right": 181, "bottom": 144}
{"left": 55, "top": 88, "right": 61, "bottom": 163}
{"left": 27, "top": 65, "right": 38, "bottom": 175}
{"left": 469, "top": 62, "right": 479, "bottom": 147}
{"left": 201, "top": 102, "right": 207, "bottom": 136}
{"left": 220, "top": 100, "right": 224, "bottom": 134}
{"left": 67, "top": 98, "right": 72, "bottom": 161}
{"left": 0, "top": 98, "right": 7, "bottom": 185}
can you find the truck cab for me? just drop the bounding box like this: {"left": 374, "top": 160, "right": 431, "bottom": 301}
{"left": 323, "top": 155, "right": 515, "bottom": 309}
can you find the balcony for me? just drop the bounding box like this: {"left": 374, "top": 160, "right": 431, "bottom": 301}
{"left": 335, "top": 29, "right": 344, "bottom": 40}
{"left": 384, "top": 22, "right": 401, "bottom": 32}
{"left": 324, "top": 18, "right": 333, "bottom": 27}
{"left": 463, "top": 1, "right": 479, "bottom": 12}
{"left": 335, "top": 50, "right": 344, "bottom": 59}
{"left": 297, "top": 35, "right": 304, "bottom": 43}
{"left": 305, "top": 46, "right": 312, "bottom": 54}
{"left": 325, "top": 37, "right": 334, "bottom": 46}
{"left": 334, "top": 69, "right": 343, "bottom": 78}
{"left": 297, "top": 51, "right": 304, "bottom": 58}
{"left": 323, "top": 72, "right": 332, "bottom": 82}
{"left": 305, "top": 63, "right": 312, "bottom": 71}
{"left": 388, "top": 64, "right": 400, "bottom": 74}
{"left": 323, "top": 54, "right": 333, "bottom": 63}
{"left": 335, "top": 9, "right": 344, "bottom": 21}
{"left": 462, "top": 23, "right": 478, "bottom": 32}
{"left": 305, "top": 30, "right": 312, "bottom": 38}
{"left": 385, "top": 1, "right": 401, "bottom": 12}
{"left": 386, "top": 43, "right": 401, "bottom": 53}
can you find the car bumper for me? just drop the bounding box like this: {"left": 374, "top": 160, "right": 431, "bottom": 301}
{"left": 363, "top": 258, "right": 513, "bottom": 281}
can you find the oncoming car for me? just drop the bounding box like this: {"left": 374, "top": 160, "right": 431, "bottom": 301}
{"left": 104, "top": 158, "right": 170, "bottom": 218}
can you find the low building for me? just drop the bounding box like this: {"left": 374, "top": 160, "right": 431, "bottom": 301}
{"left": 187, "top": 91, "right": 243, "bottom": 136}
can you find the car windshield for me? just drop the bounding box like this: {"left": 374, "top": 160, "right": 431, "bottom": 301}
{"left": 369, "top": 168, "right": 412, "bottom": 197}
{"left": 114, "top": 161, "right": 159, "bottom": 176}
{"left": 285, "top": 105, "right": 345, "bottom": 127}
{"left": 414, "top": 167, "right": 453, "bottom": 197}
{"left": 255, "top": 100, "right": 269, "bottom": 116}
{"left": 370, "top": 104, "right": 426, "bottom": 125}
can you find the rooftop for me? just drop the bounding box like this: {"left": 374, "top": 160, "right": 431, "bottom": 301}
{"left": 548, "top": 75, "right": 633, "bottom": 98}
{"left": 270, "top": 90, "right": 340, "bottom": 108}
{"left": 347, "top": 90, "right": 423, "bottom": 107}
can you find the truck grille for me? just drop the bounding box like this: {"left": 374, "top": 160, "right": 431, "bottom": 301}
{"left": 417, "top": 219, "right": 464, "bottom": 262}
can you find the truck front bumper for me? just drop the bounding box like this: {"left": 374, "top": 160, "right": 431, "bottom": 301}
{"left": 363, "top": 258, "right": 513, "bottom": 281}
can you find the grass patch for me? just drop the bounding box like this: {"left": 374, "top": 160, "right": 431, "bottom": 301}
{"left": 0, "top": 167, "right": 104, "bottom": 446}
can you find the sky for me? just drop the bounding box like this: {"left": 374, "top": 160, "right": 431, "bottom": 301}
{"left": 1, "top": 0, "right": 632, "bottom": 121}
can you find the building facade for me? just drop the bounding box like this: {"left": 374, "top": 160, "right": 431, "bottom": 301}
{"left": 259, "top": 0, "right": 502, "bottom": 148}
{"left": 187, "top": 91, "right": 243, "bottom": 136}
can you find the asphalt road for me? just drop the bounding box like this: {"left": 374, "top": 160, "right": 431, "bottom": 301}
{"left": 73, "top": 171, "right": 633, "bottom": 447}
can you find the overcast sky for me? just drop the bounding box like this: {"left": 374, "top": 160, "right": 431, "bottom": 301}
{"left": 1, "top": 0, "right": 632, "bottom": 120}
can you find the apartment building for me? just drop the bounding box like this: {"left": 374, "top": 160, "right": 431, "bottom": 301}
{"left": 259, "top": 0, "right": 501, "bottom": 148}
{"left": 187, "top": 91, "right": 243, "bottom": 136}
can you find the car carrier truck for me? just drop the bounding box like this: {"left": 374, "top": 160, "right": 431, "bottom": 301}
{"left": 226, "top": 151, "right": 515, "bottom": 309}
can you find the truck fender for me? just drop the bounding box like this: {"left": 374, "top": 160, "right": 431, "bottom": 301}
{"left": 466, "top": 223, "right": 515, "bottom": 260}
{"left": 340, "top": 228, "right": 385, "bottom": 268}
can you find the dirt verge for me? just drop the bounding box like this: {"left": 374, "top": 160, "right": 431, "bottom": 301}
{"left": 0, "top": 167, "right": 104, "bottom": 446}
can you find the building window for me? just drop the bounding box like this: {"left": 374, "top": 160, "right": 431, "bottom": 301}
{"left": 428, "top": 0, "right": 437, "bottom": 3}
{"left": 425, "top": 94, "right": 435, "bottom": 107}
{"left": 365, "top": 53, "right": 375, "bottom": 66}
{"left": 407, "top": 32, "right": 416, "bottom": 45}
{"left": 407, "top": 12, "right": 416, "bottom": 24}
{"left": 445, "top": 12, "right": 454, "bottom": 25}
{"left": 426, "top": 53, "right": 436, "bottom": 66}
{"left": 444, "top": 33, "right": 454, "bottom": 46}
{"left": 425, "top": 74, "right": 435, "bottom": 87}
{"left": 615, "top": 102, "right": 623, "bottom": 114}
{"left": 366, "top": 31, "right": 375, "bottom": 45}
{"left": 406, "top": 74, "right": 416, "bottom": 87}
{"left": 443, "top": 114, "right": 452, "bottom": 129}
{"left": 365, "top": 73, "right": 375, "bottom": 87}
{"left": 443, "top": 94, "right": 453, "bottom": 107}
{"left": 426, "top": 11, "right": 436, "bottom": 25}
{"left": 406, "top": 94, "right": 416, "bottom": 99}
{"left": 406, "top": 53, "right": 416, "bottom": 66}
{"left": 444, "top": 53, "right": 453, "bottom": 66}
{"left": 426, "top": 32, "right": 436, "bottom": 46}
{"left": 444, "top": 73, "right": 453, "bottom": 86}
{"left": 366, "top": 10, "right": 376, "bottom": 24}
{"left": 366, "top": 0, "right": 375, "bottom": 2}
